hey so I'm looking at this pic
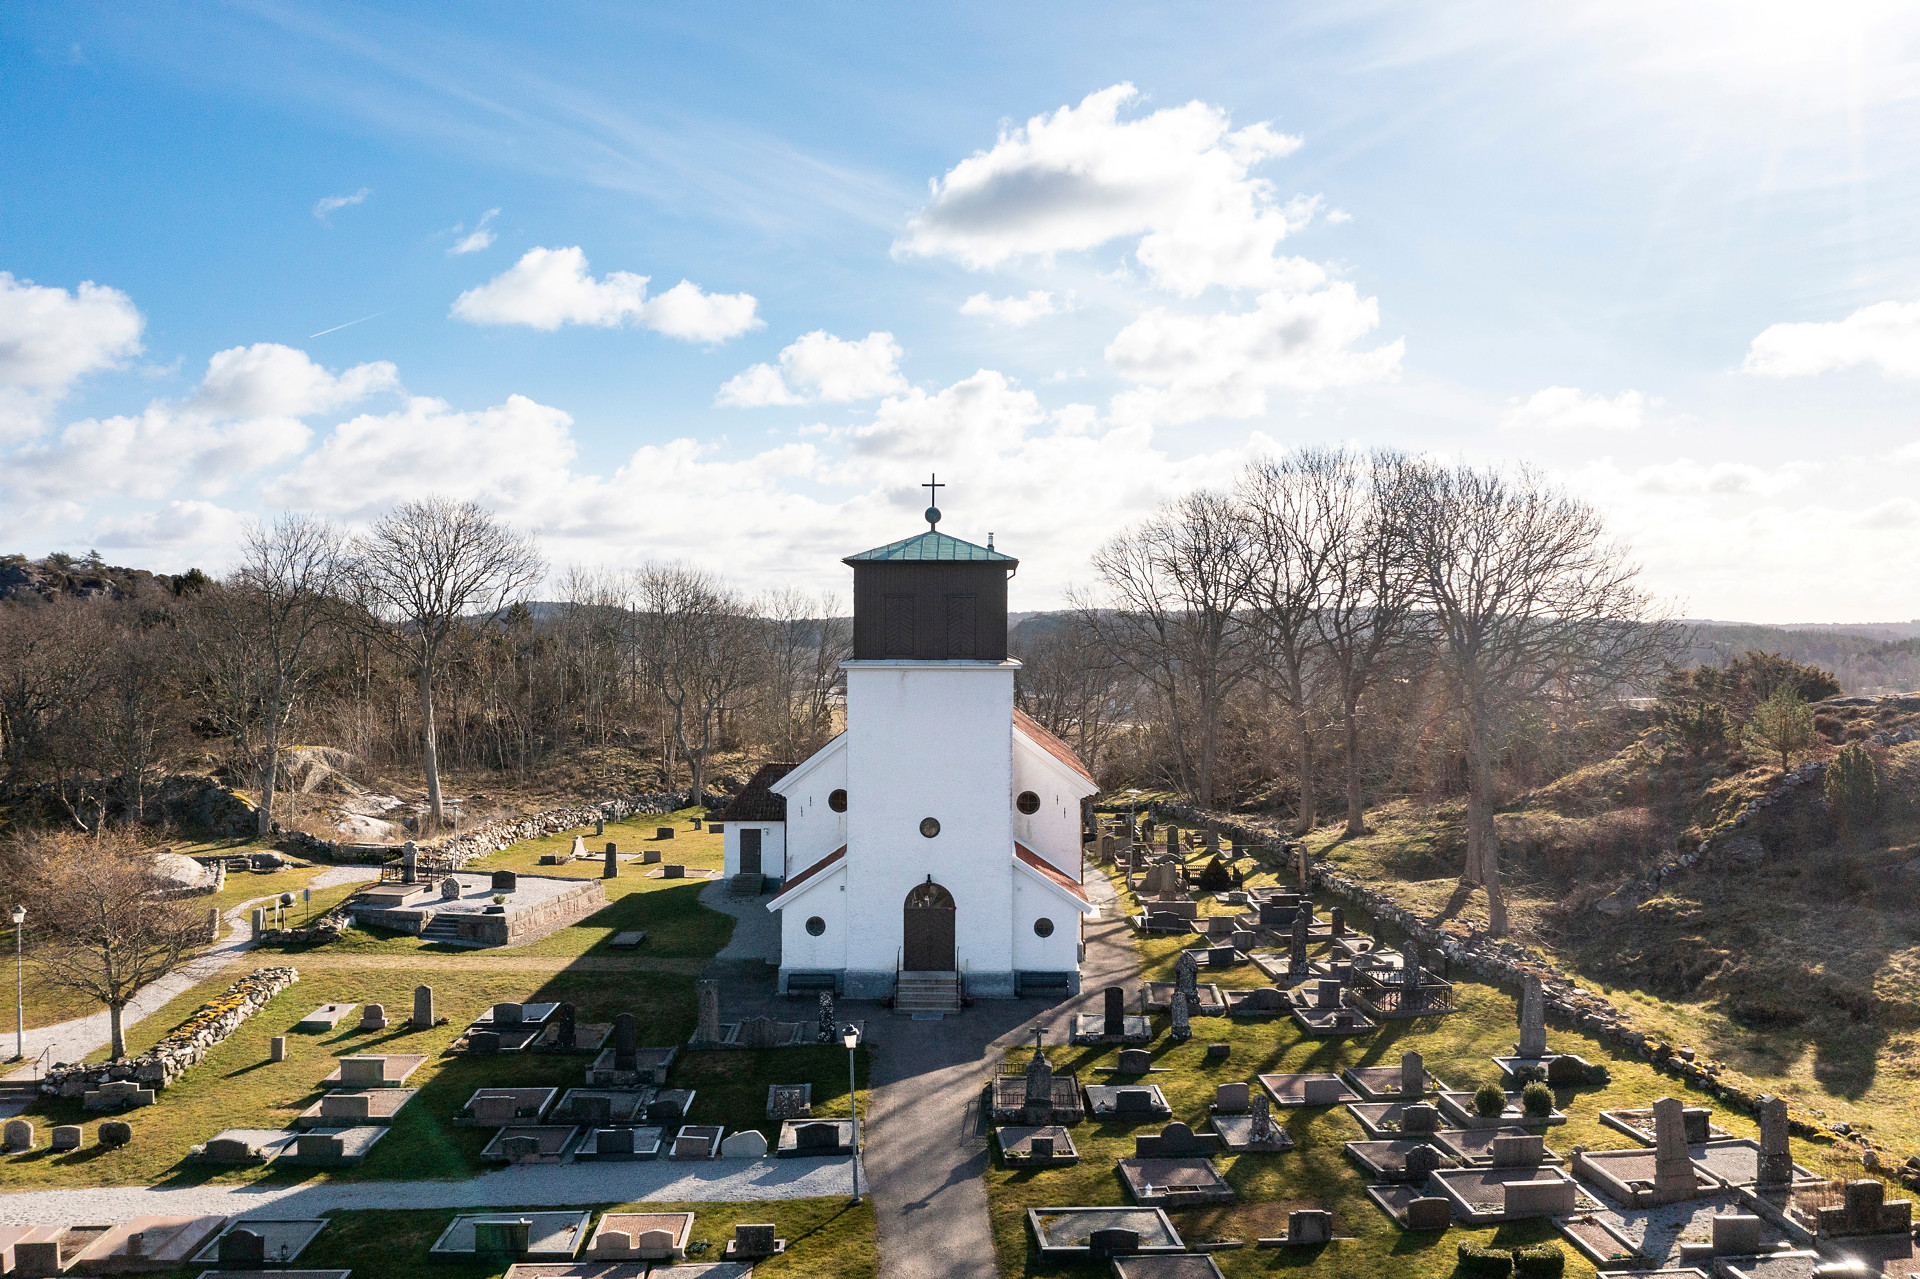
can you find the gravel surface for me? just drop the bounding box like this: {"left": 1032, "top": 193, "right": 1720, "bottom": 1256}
{"left": 698, "top": 879, "right": 782, "bottom": 963}
{"left": 0, "top": 1154, "right": 864, "bottom": 1226}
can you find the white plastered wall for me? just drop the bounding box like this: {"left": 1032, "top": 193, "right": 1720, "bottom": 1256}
{"left": 1011, "top": 730, "right": 1097, "bottom": 882}
{"left": 722, "top": 823, "right": 788, "bottom": 879}
{"left": 770, "top": 736, "right": 847, "bottom": 873}
{"left": 1011, "top": 875, "right": 1085, "bottom": 972}
{"left": 774, "top": 866, "right": 848, "bottom": 971}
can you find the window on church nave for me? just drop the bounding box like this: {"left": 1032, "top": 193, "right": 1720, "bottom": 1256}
{"left": 828, "top": 789, "right": 847, "bottom": 813}
{"left": 1016, "top": 790, "right": 1040, "bottom": 814}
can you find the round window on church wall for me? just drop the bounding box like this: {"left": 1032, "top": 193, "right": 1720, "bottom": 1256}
{"left": 1016, "top": 790, "right": 1041, "bottom": 815}
{"left": 919, "top": 817, "right": 941, "bottom": 838}
{"left": 1033, "top": 917, "right": 1055, "bottom": 938}
{"left": 828, "top": 789, "right": 847, "bottom": 812}
{"left": 805, "top": 916, "right": 826, "bottom": 936}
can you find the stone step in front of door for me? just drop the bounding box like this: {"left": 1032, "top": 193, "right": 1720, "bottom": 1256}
{"left": 894, "top": 972, "right": 962, "bottom": 1014}
{"left": 728, "top": 873, "right": 765, "bottom": 898}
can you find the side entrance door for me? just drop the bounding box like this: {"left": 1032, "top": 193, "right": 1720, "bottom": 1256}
{"left": 902, "top": 881, "right": 956, "bottom": 971}
{"left": 739, "top": 828, "right": 762, "bottom": 875}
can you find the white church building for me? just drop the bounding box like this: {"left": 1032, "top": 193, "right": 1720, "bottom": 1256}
{"left": 718, "top": 508, "right": 1099, "bottom": 1005}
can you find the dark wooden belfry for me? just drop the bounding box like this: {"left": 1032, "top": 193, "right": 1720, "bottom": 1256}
{"left": 844, "top": 478, "right": 1016, "bottom": 661}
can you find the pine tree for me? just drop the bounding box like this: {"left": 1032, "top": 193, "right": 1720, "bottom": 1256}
{"left": 1743, "top": 685, "right": 1816, "bottom": 774}
{"left": 1826, "top": 741, "right": 1880, "bottom": 837}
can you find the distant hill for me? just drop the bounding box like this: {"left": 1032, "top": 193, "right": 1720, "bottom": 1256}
{"left": 1677, "top": 622, "right": 1920, "bottom": 695}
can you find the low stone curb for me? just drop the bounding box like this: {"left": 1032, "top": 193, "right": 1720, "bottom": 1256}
{"left": 41, "top": 966, "right": 298, "bottom": 1096}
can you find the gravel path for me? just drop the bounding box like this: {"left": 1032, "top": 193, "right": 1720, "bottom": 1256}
{"left": 697, "top": 879, "right": 781, "bottom": 964}
{"left": 0, "top": 1155, "right": 865, "bottom": 1226}
{"left": 866, "top": 866, "right": 1141, "bottom": 1279}
{"left": 289, "top": 954, "right": 707, "bottom": 973}
{"left": 4, "top": 867, "right": 379, "bottom": 1082}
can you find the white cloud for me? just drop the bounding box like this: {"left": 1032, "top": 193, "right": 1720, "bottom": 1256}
{"left": 448, "top": 208, "right": 499, "bottom": 255}
{"left": 1325, "top": 209, "right": 1352, "bottom": 225}
{"left": 717, "top": 331, "right": 907, "bottom": 407}
{"left": 451, "top": 246, "right": 761, "bottom": 341}
{"left": 1621, "top": 457, "right": 1801, "bottom": 498}
{"left": 5, "top": 343, "right": 396, "bottom": 504}
{"left": 1105, "top": 284, "right": 1403, "bottom": 425}
{"left": 960, "top": 290, "right": 1064, "bottom": 326}
{"left": 93, "top": 499, "right": 248, "bottom": 550}
{"left": 1503, "top": 386, "right": 1650, "bottom": 432}
{"left": 1744, "top": 300, "right": 1920, "bottom": 378}
{"left": 897, "top": 83, "right": 1317, "bottom": 297}
{"left": 313, "top": 188, "right": 371, "bottom": 223}
{"left": 1859, "top": 498, "right": 1920, "bottom": 529}
{"left": 0, "top": 273, "right": 145, "bottom": 438}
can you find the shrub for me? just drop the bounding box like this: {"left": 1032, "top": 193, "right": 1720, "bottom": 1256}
{"left": 1826, "top": 742, "right": 1880, "bottom": 837}
{"left": 1455, "top": 1241, "right": 1513, "bottom": 1276}
{"left": 1744, "top": 686, "right": 1817, "bottom": 773}
{"left": 1512, "top": 1242, "right": 1566, "bottom": 1276}
{"left": 1521, "top": 1080, "right": 1554, "bottom": 1117}
{"left": 1545, "top": 1054, "right": 1583, "bottom": 1085}
{"left": 1195, "top": 856, "right": 1235, "bottom": 893}
{"left": 1474, "top": 1080, "right": 1507, "bottom": 1117}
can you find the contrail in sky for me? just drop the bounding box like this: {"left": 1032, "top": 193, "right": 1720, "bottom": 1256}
{"left": 309, "top": 310, "right": 385, "bottom": 338}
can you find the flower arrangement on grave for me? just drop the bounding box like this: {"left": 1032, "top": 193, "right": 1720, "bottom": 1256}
{"left": 493, "top": 894, "right": 506, "bottom": 905}
{"left": 1474, "top": 1080, "right": 1507, "bottom": 1117}
{"left": 1521, "top": 1080, "right": 1554, "bottom": 1117}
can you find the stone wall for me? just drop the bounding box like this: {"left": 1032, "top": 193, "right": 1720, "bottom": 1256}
{"left": 42, "top": 966, "right": 297, "bottom": 1096}
{"left": 280, "top": 790, "right": 691, "bottom": 869}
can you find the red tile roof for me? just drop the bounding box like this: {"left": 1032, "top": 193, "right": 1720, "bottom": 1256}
{"left": 1015, "top": 842, "right": 1089, "bottom": 903}
{"left": 713, "top": 762, "right": 797, "bottom": 823}
{"left": 1013, "top": 707, "right": 1098, "bottom": 787}
{"left": 769, "top": 845, "right": 845, "bottom": 904}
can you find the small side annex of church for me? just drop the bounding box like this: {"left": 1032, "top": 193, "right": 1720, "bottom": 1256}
{"left": 715, "top": 497, "right": 1099, "bottom": 1007}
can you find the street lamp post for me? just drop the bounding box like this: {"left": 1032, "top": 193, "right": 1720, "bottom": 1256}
{"left": 11, "top": 905, "right": 24, "bottom": 1063}
{"left": 842, "top": 1024, "right": 861, "bottom": 1204}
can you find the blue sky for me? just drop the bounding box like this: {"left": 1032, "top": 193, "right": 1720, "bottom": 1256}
{"left": 4, "top": 1, "right": 1920, "bottom": 620}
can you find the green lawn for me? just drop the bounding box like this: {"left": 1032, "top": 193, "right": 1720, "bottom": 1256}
{"left": 262, "top": 809, "right": 736, "bottom": 959}
{"left": 982, "top": 844, "right": 1847, "bottom": 1279}
{"left": 301, "top": 1196, "right": 875, "bottom": 1279}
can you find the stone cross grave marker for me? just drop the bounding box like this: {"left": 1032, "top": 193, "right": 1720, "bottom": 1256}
{"left": 1024, "top": 1027, "right": 1054, "bottom": 1107}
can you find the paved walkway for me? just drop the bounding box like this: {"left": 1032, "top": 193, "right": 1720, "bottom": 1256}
{"left": 866, "top": 867, "right": 1141, "bottom": 1279}
{"left": 697, "top": 878, "right": 781, "bottom": 965}
{"left": 4, "top": 867, "right": 379, "bottom": 1082}
{"left": 0, "top": 1155, "right": 864, "bottom": 1226}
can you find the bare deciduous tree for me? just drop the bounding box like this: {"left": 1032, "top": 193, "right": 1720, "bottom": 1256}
{"left": 1402, "top": 461, "right": 1675, "bottom": 934}
{"left": 634, "top": 564, "right": 767, "bottom": 804}
{"left": 183, "top": 514, "right": 344, "bottom": 836}
{"left": 348, "top": 498, "right": 544, "bottom": 827}
{"left": 1077, "top": 490, "right": 1259, "bottom": 807}
{"left": 760, "top": 588, "right": 849, "bottom": 762}
{"left": 26, "top": 829, "right": 208, "bottom": 1059}
{"left": 1012, "top": 613, "right": 1131, "bottom": 772}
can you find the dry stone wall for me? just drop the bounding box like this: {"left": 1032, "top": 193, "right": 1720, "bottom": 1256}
{"left": 41, "top": 965, "right": 297, "bottom": 1097}
{"left": 280, "top": 791, "right": 694, "bottom": 869}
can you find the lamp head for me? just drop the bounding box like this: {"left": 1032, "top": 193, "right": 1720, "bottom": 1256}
{"left": 9, "top": 906, "right": 21, "bottom": 926}
{"left": 841, "top": 1026, "right": 859, "bottom": 1050}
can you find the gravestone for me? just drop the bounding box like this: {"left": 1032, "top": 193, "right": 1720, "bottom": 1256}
{"left": 1405, "top": 1196, "right": 1452, "bottom": 1230}
{"left": 1401, "top": 1050, "right": 1425, "bottom": 1098}
{"left": 1249, "top": 1093, "right": 1277, "bottom": 1143}
{"left": 1103, "top": 986, "right": 1125, "bottom": 1039}
{"left": 1206, "top": 1042, "right": 1230, "bottom": 1063}
{"left": 251, "top": 906, "right": 266, "bottom": 941}
{"left": 1140, "top": 864, "right": 1181, "bottom": 897}
{"left": 795, "top": 1121, "right": 841, "bottom": 1153}
{"left": 471, "top": 1094, "right": 519, "bottom": 1127}
{"left": 1115, "top": 1088, "right": 1156, "bottom": 1116}
{"left": 643, "top": 849, "right": 660, "bottom": 865}
{"left": 571, "top": 835, "right": 588, "bottom": 860}
{"left": 1713, "top": 1213, "right": 1762, "bottom": 1255}
{"left": 817, "top": 990, "right": 836, "bottom": 1044}
{"left": 1518, "top": 973, "right": 1547, "bottom": 1058}
{"left": 1329, "top": 906, "right": 1345, "bottom": 937}
{"left": 1683, "top": 1107, "right": 1712, "bottom": 1143}
{"left": 501, "top": 1135, "right": 541, "bottom": 1161}
{"left": 1402, "top": 939, "right": 1426, "bottom": 1011}
{"left": 1116, "top": 1048, "right": 1152, "bottom": 1074}
{"left": 1214, "top": 1082, "right": 1249, "bottom": 1113}
{"left": 322, "top": 1092, "right": 373, "bottom": 1121}
{"left": 613, "top": 1012, "right": 638, "bottom": 1071}
{"left": 722, "top": 1129, "right": 769, "bottom": 1157}
{"left": 595, "top": 816, "right": 605, "bottom": 836}
{"left": 15, "top": 1243, "right": 62, "bottom": 1274}
{"left": 732, "top": 1225, "right": 779, "bottom": 1259}
{"left": 739, "top": 1016, "right": 782, "bottom": 1048}
{"left": 360, "top": 1003, "right": 387, "bottom": 1031}
{"left": 571, "top": 1095, "right": 612, "bottom": 1128}
{"left": 1490, "top": 1134, "right": 1545, "bottom": 1166}
{"left": 339, "top": 1057, "right": 386, "bottom": 1086}
{"left": 1301, "top": 1076, "right": 1346, "bottom": 1105}
{"left": 474, "top": 1219, "right": 531, "bottom": 1256}
{"left": 1166, "top": 828, "right": 1177, "bottom": 857}
{"left": 401, "top": 841, "right": 418, "bottom": 884}
{"left": 555, "top": 1002, "right": 577, "bottom": 1051}
{"left": 219, "top": 1228, "right": 266, "bottom": 1263}
{"left": 99, "top": 1120, "right": 132, "bottom": 1147}
{"left": 1401, "top": 1103, "right": 1440, "bottom": 1135}
{"left": 1314, "top": 979, "right": 1342, "bottom": 1010}
{"left": 695, "top": 979, "right": 721, "bottom": 1046}
{"left": 1024, "top": 1035, "right": 1054, "bottom": 1108}
{"left": 656, "top": 827, "right": 676, "bottom": 840}
{"left": 490, "top": 870, "right": 518, "bottom": 894}
{"left": 1028, "top": 1134, "right": 1054, "bottom": 1160}
{"left": 1088, "top": 1228, "right": 1141, "bottom": 1259}
{"left": 1297, "top": 844, "right": 1310, "bottom": 891}
{"left": 440, "top": 876, "right": 462, "bottom": 900}
{"left": 596, "top": 1128, "right": 635, "bottom": 1156}
{"left": 1652, "top": 1097, "right": 1694, "bottom": 1200}
{"left": 50, "top": 1125, "right": 80, "bottom": 1151}
{"left": 469, "top": 1030, "right": 501, "bottom": 1054}
{"left": 648, "top": 1095, "right": 687, "bottom": 1126}
{"left": 1287, "top": 1210, "right": 1333, "bottom": 1245}
{"left": 3, "top": 1119, "right": 31, "bottom": 1150}
{"left": 603, "top": 845, "right": 619, "bottom": 879}
{"left": 297, "top": 1133, "right": 344, "bottom": 1161}
{"left": 662, "top": 864, "right": 685, "bottom": 879}
{"left": 1175, "top": 951, "right": 1200, "bottom": 1005}
{"left": 1169, "top": 991, "right": 1191, "bottom": 1041}
{"left": 1405, "top": 1144, "right": 1443, "bottom": 1180}
{"left": 1290, "top": 907, "right": 1310, "bottom": 974}
{"left": 1757, "top": 1094, "right": 1793, "bottom": 1186}
{"left": 270, "top": 1036, "right": 287, "bottom": 1062}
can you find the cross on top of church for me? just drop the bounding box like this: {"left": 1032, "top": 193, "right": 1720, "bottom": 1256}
{"left": 923, "top": 473, "right": 944, "bottom": 530}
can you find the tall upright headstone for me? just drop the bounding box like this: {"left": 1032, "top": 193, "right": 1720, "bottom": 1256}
{"left": 1174, "top": 950, "right": 1200, "bottom": 1008}
{"left": 1024, "top": 1028, "right": 1054, "bottom": 1108}
{"left": 1103, "top": 985, "right": 1125, "bottom": 1039}
{"left": 1166, "top": 827, "right": 1178, "bottom": 857}
{"left": 603, "top": 843, "right": 619, "bottom": 879}
{"left": 1204, "top": 820, "right": 1218, "bottom": 852}
{"left": 595, "top": 814, "right": 605, "bottom": 836}
{"left": 1652, "top": 1096, "right": 1695, "bottom": 1202}
{"left": 695, "top": 979, "right": 721, "bottom": 1046}
{"left": 555, "top": 1002, "right": 577, "bottom": 1051}
{"left": 614, "top": 1012, "right": 638, "bottom": 1071}
{"left": 1402, "top": 938, "right": 1425, "bottom": 1011}
{"left": 1518, "top": 973, "right": 1548, "bottom": 1058}
{"left": 1756, "top": 1094, "right": 1792, "bottom": 1186}
{"left": 1328, "top": 906, "right": 1345, "bottom": 937}
{"left": 401, "top": 841, "right": 419, "bottom": 885}
{"left": 412, "top": 984, "right": 435, "bottom": 1029}
{"left": 1296, "top": 844, "right": 1309, "bottom": 891}
{"left": 1169, "top": 990, "right": 1191, "bottom": 1041}
{"left": 1289, "top": 906, "right": 1310, "bottom": 975}
{"left": 817, "top": 990, "right": 837, "bottom": 1044}
{"left": 1400, "top": 1049, "right": 1425, "bottom": 1099}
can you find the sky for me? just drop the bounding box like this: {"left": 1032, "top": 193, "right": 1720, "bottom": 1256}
{"left": 4, "top": 1, "right": 1920, "bottom": 622}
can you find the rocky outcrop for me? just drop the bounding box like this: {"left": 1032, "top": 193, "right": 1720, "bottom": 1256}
{"left": 41, "top": 966, "right": 296, "bottom": 1097}
{"left": 279, "top": 790, "right": 690, "bottom": 869}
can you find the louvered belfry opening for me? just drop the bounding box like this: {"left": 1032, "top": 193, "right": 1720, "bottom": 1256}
{"left": 845, "top": 530, "right": 1016, "bottom": 661}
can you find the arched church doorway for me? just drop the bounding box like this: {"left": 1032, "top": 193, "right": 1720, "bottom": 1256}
{"left": 902, "top": 881, "right": 956, "bottom": 971}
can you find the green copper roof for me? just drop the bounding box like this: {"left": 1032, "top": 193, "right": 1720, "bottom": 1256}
{"left": 843, "top": 530, "right": 1017, "bottom": 565}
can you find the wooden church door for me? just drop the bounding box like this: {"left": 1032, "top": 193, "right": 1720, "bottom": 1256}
{"left": 739, "top": 828, "right": 762, "bottom": 875}
{"left": 902, "top": 881, "right": 956, "bottom": 971}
